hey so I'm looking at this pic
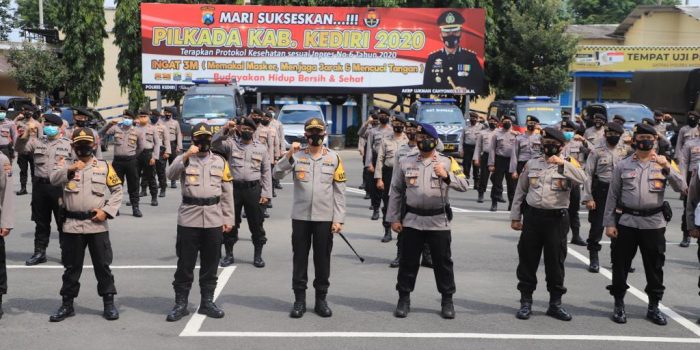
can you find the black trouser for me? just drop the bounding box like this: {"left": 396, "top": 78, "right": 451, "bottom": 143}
{"left": 0, "top": 145, "right": 13, "bottom": 163}
{"left": 681, "top": 173, "right": 691, "bottom": 240}
{"left": 462, "top": 144, "right": 478, "bottom": 181}
{"left": 112, "top": 157, "right": 139, "bottom": 205}
{"left": 225, "top": 182, "right": 267, "bottom": 247}
{"left": 59, "top": 232, "right": 116, "bottom": 298}
{"left": 397, "top": 227, "right": 455, "bottom": 295}
{"left": 608, "top": 225, "right": 665, "bottom": 300}
{"left": 31, "top": 181, "right": 62, "bottom": 251}
{"left": 517, "top": 206, "right": 569, "bottom": 297}
{"left": 168, "top": 141, "right": 178, "bottom": 165}
{"left": 491, "top": 155, "right": 516, "bottom": 206}
{"left": 361, "top": 152, "right": 368, "bottom": 193}
{"left": 292, "top": 220, "right": 333, "bottom": 293}
{"left": 173, "top": 226, "right": 223, "bottom": 293}
{"left": 381, "top": 166, "right": 393, "bottom": 228}
{"left": 367, "top": 152, "right": 381, "bottom": 210}
{"left": 156, "top": 146, "right": 167, "bottom": 191}
{"left": 138, "top": 150, "right": 157, "bottom": 196}
{"left": 516, "top": 160, "right": 528, "bottom": 175}
{"left": 0, "top": 236, "right": 6, "bottom": 295}
{"left": 477, "top": 152, "right": 491, "bottom": 194}
{"left": 587, "top": 180, "right": 609, "bottom": 252}
{"left": 568, "top": 185, "right": 581, "bottom": 233}
{"left": 17, "top": 153, "right": 34, "bottom": 187}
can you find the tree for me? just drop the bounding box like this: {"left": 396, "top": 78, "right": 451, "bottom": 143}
{"left": 114, "top": 0, "right": 148, "bottom": 111}
{"left": 570, "top": 0, "right": 680, "bottom": 24}
{"left": 62, "top": 0, "right": 107, "bottom": 106}
{"left": 488, "top": 0, "right": 577, "bottom": 98}
{"left": 0, "top": 0, "right": 13, "bottom": 40}
{"left": 6, "top": 43, "right": 68, "bottom": 99}
{"left": 14, "top": 0, "right": 64, "bottom": 29}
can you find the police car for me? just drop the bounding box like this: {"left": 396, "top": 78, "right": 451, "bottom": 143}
{"left": 179, "top": 78, "right": 246, "bottom": 148}
{"left": 408, "top": 98, "right": 465, "bottom": 155}
{"left": 487, "top": 96, "right": 562, "bottom": 132}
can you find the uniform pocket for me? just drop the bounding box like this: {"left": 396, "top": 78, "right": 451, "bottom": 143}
{"left": 550, "top": 174, "right": 570, "bottom": 191}
{"left": 528, "top": 171, "right": 542, "bottom": 189}
{"left": 320, "top": 165, "right": 335, "bottom": 184}
{"left": 621, "top": 171, "right": 637, "bottom": 191}
{"left": 185, "top": 167, "right": 201, "bottom": 186}
{"left": 648, "top": 170, "right": 666, "bottom": 193}
{"left": 210, "top": 168, "right": 223, "bottom": 187}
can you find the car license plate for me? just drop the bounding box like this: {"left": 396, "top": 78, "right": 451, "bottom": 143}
{"left": 444, "top": 144, "right": 456, "bottom": 151}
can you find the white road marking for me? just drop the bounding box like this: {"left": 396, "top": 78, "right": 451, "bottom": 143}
{"left": 7, "top": 265, "right": 185, "bottom": 269}
{"left": 180, "top": 266, "right": 236, "bottom": 337}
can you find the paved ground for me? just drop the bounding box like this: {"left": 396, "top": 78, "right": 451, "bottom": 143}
{"left": 1, "top": 149, "right": 699, "bottom": 349}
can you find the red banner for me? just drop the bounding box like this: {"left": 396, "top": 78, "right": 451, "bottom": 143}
{"left": 141, "top": 4, "right": 485, "bottom": 94}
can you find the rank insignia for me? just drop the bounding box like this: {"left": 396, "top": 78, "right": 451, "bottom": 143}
{"left": 67, "top": 182, "right": 77, "bottom": 190}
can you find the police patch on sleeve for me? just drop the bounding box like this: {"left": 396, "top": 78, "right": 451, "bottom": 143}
{"left": 106, "top": 162, "right": 122, "bottom": 187}
{"left": 334, "top": 155, "right": 347, "bottom": 182}
{"left": 449, "top": 157, "right": 465, "bottom": 178}
{"left": 567, "top": 157, "right": 582, "bottom": 169}
{"left": 223, "top": 161, "right": 234, "bottom": 182}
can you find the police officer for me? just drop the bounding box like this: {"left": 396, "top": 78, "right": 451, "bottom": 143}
{"left": 488, "top": 115, "right": 518, "bottom": 211}
{"left": 683, "top": 164, "right": 700, "bottom": 302}
{"left": 584, "top": 113, "right": 606, "bottom": 146}
{"left": 0, "top": 106, "right": 17, "bottom": 163}
{"left": 266, "top": 106, "right": 285, "bottom": 191}
{"left": 16, "top": 114, "right": 72, "bottom": 266}
{"left": 677, "top": 126, "right": 700, "bottom": 248}
{"left": 100, "top": 110, "right": 146, "bottom": 217}
{"left": 14, "top": 106, "right": 37, "bottom": 195}
{"left": 0, "top": 151, "right": 15, "bottom": 319}
{"left": 603, "top": 123, "right": 686, "bottom": 325}
{"left": 213, "top": 117, "right": 271, "bottom": 268}
{"left": 473, "top": 115, "right": 499, "bottom": 203}
{"left": 273, "top": 118, "right": 346, "bottom": 319}
{"left": 165, "top": 123, "right": 235, "bottom": 322}
{"left": 48, "top": 128, "right": 123, "bottom": 322}
{"left": 510, "top": 115, "right": 542, "bottom": 176}
{"left": 641, "top": 118, "right": 672, "bottom": 156}
{"left": 359, "top": 111, "right": 379, "bottom": 199}
{"left": 387, "top": 123, "right": 468, "bottom": 319}
{"left": 510, "top": 127, "right": 587, "bottom": 321}
{"left": 582, "top": 122, "right": 630, "bottom": 273}
{"left": 259, "top": 111, "right": 281, "bottom": 198}
{"left": 366, "top": 108, "right": 394, "bottom": 220}
{"left": 676, "top": 111, "right": 699, "bottom": 159}
{"left": 65, "top": 108, "right": 104, "bottom": 160}
{"left": 460, "top": 112, "right": 486, "bottom": 186}
{"left": 423, "top": 11, "right": 484, "bottom": 93}
{"left": 561, "top": 120, "right": 590, "bottom": 246}
{"left": 162, "top": 107, "right": 183, "bottom": 189}
{"left": 609, "top": 114, "right": 634, "bottom": 147}
{"left": 151, "top": 110, "right": 171, "bottom": 198}
{"left": 136, "top": 109, "right": 162, "bottom": 207}
{"left": 376, "top": 115, "right": 408, "bottom": 243}
{"left": 653, "top": 110, "right": 677, "bottom": 136}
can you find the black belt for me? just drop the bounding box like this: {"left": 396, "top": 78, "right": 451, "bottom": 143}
{"left": 382, "top": 166, "right": 393, "bottom": 172}
{"left": 182, "top": 196, "right": 220, "bottom": 206}
{"left": 142, "top": 149, "right": 153, "bottom": 153}
{"left": 34, "top": 177, "right": 51, "bottom": 184}
{"left": 406, "top": 205, "right": 449, "bottom": 217}
{"left": 0, "top": 145, "right": 10, "bottom": 149}
{"left": 463, "top": 143, "right": 476, "bottom": 148}
{"left": 233, "top": 180, "right": 259, "bottom": 189}
{"left": 619, "top": 206, "right": 663, "bottom": 217}
{"left": 526, "top": 206, "right": 568, "bottom": 217}
{"left": 65, "top": 211, "right": 95, "bottom": 220}
{"left": 114, "top": 155, "right": 137, "bottom": 161}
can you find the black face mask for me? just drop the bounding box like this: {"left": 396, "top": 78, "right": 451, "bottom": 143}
{"left": 595, "top": 121, "right": 604, "bottom": 128}
{"left": 417, "top": 138, "right": 437, "bottom": 152}
{"left": 164, "top": 115, "right": 172, "bottom": 120}
{"left": 194, "top": 139, "right": 211, "bottom": 152}
{"left": 469, "top": 119, "right": 477, "bottom": 125}
{"left": 606, "top": 135, "right": 621, "bottom": 146}
{"left": 74, "top": 144, "right": 94, "bottom": 158}
{"left": 488, "top": 123, "right": 497, "bottom": 130}
{"left": 261, "top": 119, "right": 270, "bottom": 126}
{"left": 406, "top": 133, "right": 416, "bottom": 141}
{"left": 393, "top": 126, "right": 404, "bottom": 133}
{"left": 150, "top": 116, "right": 159, "bottom": 124}
{"left": 543, "top": 143, "right": 561, "bottom": 157}
{"left": 253, "top": 118, "right": 262, "bottom": 124}
{"left": 502, "top": 122, "right": 511, "bottom": 130}
{"left": 379, "top": 117, "right": 389, "bottom": 125}
{"left": 75, "top": 119, "right": 87, "bottom": 127}
{"left": 241, "top": 131, "right": 253, "bottom": 141}
{"left": 527, "top": 125, "right": 535, "bottom": 131}
{"left": 689, "top": 119, "right": 698, "bottom": 127}
{"left": 655, "top": 118, "right": 662, "bottom": 125}
{"left": 307, "top": 134, "right": 324, "bottom": 146}
{"left": 634, "top": 139, "right": 654, "bottom": 151}
{"left": 442, "top": 35, "right": 460, "bottom": 48}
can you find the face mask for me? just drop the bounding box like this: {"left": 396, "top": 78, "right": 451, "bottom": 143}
{"left": 606, "top": 135, "right": 620, "bottom": 145}
{"left": 261, "top": 119, "right": 270, "bottom": 126}
{"left": 150, "top": 116, "right": 159, "bottom": 124}
{"left": 164, "top": 114, "right": 172, "bottom": 120}
{"left": 543, "top": 143, "right": 561, "bottom": 157}
{"left": 307, "top": 134, "right": 324, "bottom": 146}
{"left": 634, "top": 139, "right": 655, "bottom": 151}
{"left": 563, "top": 131, "right": 574, "bottom": 141}
{"left": 267, "top": 111, "right": 276, "bottom": 118}
{"left": 488, "top": 122, "right": 497, "bottom": 130}
{"left": 74, "top": 144, "right": 94, "bottom": 157}
{"left": 527, "top": 124, "right": 535, "bottom": 131}
{"left": 442, "top": 35, "right": 459, "bottom": 48}
{"left": 379, "top": 117, "right": 389, "bottom": 125}
{"left": 688, "top": 119, "right": 698, "bottom": 127}
{"left": 502, "top": 122, "right": 511, "bottom": 130}
{"left": 0, "top": 112, "right": 5, "bottom": 120}
{"left": 469, "top": 119, "right": 477, "bottom": 125}
{"left": 393, "top": 126, "right": 404, "bottom": 133}
{"left": 614, "top": 120, "right": 624, "bottom": 125}
{"left": 75, "top": 119, "right": 87, "bottom": 127}
{"left": 595, "top": 121, "right": 604, "bottom": 128}
{"left": 194, "top": 139, "right": 211, "bottom": 152}
{"left": 241, "top": 131, "right": 253, "bottom": 141}
{"left": 406, "top": 132, "right": 416, "bottom": 141}
{"left": 418, "top": 138, "right": 437, "bottom": 152}
{"left": 43, "top": 125, "right": 59, "bottom": 137}
{"left": 253, "top": 118, "right": 262, "bottom": 124}
{"left": 655, "top": 118, "right": 662, "bottom": 125}
{"left": 121, "top": 119, "right": 133, "bottom": 127}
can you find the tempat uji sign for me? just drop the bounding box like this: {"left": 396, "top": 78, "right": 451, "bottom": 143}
{"left": 141, "top": 4, "right": 485, "bottom": 94}
{"left": 571, "top": 45, "right": 700, "bottom": 72}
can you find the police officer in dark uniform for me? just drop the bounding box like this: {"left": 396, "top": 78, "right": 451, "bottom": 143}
{"left": 423, "top": 11, "right": 484, "bottom": 93}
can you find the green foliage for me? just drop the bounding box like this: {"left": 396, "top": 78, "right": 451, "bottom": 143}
{"left": 114, "top": 0, "right": 147, "bottom": 111}
{"left": 6, "top": 43, "right": 67, "bottom": 95}
{"left": 0, "top": 0, "right": 13, "bottom": 40}
{"left": 14, "top": 0, "right": 64, "bottom": 29}
{"left": 570, "top": 0, "right": 680, "bottom": 24}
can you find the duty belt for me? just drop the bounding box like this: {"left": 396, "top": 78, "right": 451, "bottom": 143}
{"left": 0, "top": 144, "right": 10, "bottom": 149}
{"left": 114, "top": 155, "right": 136, "bottom": 161}
{"left": 182, "top": 196, "right": 220, "bottom": 206}
{"left": 233, "top": 180, "right": 259, "bottom": 189}
{"left": 65, "top": 211, "right": 95, "bottom": 220}
{"left": 618, "top": 206, "right": 663, "bottom": 217}
{"left": 526, "top": 206, "right": 568, "bottom": 217}
{"left": 406, "top": 205, "right": 449, "bottom": 217}
{"left": 34, "top": 177, "right": 51, "bottom": 184}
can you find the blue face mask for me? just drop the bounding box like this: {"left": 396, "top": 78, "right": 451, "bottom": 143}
{"left": 563, "top": 131, "right": 574, "bottom": 141}
{"left": 120, "top": 118, "right": 133, "bottom": 127}
{"left": 0, "top": 112, "right": 5, "bottom": 120}
{"left": 43, "top": 125, "right": 59, "bottom": 137}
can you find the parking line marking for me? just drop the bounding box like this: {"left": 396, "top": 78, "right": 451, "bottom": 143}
{"left": 567, "top": 247, "right": 700, "bottom": 337}
{"left": 180, "top": 266, "right": 236, "bottom": 337}
{"left": 7, "top": 265, "right": 184, "bottom": 269}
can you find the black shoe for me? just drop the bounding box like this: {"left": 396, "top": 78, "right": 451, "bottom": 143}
{"left": 126, "top": 200, "right": 131, "bottom": 206}
{"left": 394, "top": 296, "right": 410, "bottom": 318}
{"left": 166, "top": 292, "right": 190, "bottom": 322}
{"left": 477, "top": 192, "right": 484, "bottom": 203}
{"left": 198, "top": 294, "right": 225, "bottom": 319}
{"left": 151, "top": 196, "right": 158, "bottom": 207}
{"left": 170, "top": 181, "right": 177, "bottom": 189}
{"left": 274, "top": 183, "right": 283, "bottom": 190}
{"left": 570, "top": 236, "right": 586, "bottom": 246}
{"left": 490, "top": 202, "right": 497, "bottom": 212}
{"left": 132, "top": 206, "right": 143, "bottom": 218}
{"left": 158, "top": 188, "right": 166, "bottom": 198}
{"left": 516, "top": 301, "right": 532, "bottom": 320}
{"left": 116, "top": 210, "right": 120, "bottom": 216}
{"left": 140, "top": 188, "right": 147, "bottom": 197}
{"left": 290, "top": 301, "right": 306, "bottom": 318}
{"left": 253, "top": 245, "right": 265, "bottom": 268}
{"left": 588, "top": 251, "right": 600, "bottom": 273}
{"left": 497, "top": 197, "right": 506, "bottom": 203}
{"left": 26, "top": 250, "right": 47, "bottom": 266}
{"left": 359, "top": 183, "right": 365, "bottom": 190}
{"left": 364, "top": 194, "right": 370, "bottom": 200}
{"left": 314, "top": 295, "right": 332, "bottom": 318}
{"left": 371, "top": 209, "right": 380, "bottom": 220}
{"left": 646, "top": 306, "right": 667, "bottom": 326}
{"left": 103, "top": 295, "right": 119, "bottom": 321}
{"left": 263, "top": 210, "right": 270, "bottom": 219}
{"left": 49, "top": 298, "right": 75, "bottom": 322}
{"left": 381, "top": 227, "right": 392, "bottom": 243}
{"left": 220, "top": 254, "right": 234, "bottom": 267}
{"left": 16, "top": 187, "right": 27, "bottom": 195}
{"left": 612, "top": 298, "right": 627, "bottom": 324}
{"left": 680, "top": 236, "right": 691, "bottom": 248}
{"left": 441, "top": 296, "right": 455, "bottom": 319}
{"left": 546, "top": 305, "right": 572, "bottom": 321}
{"left": 390, "top": 255, "right": 400, "bottom": 268}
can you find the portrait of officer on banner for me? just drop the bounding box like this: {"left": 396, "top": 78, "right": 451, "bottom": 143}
{"left": 423, "top": 11, "right": 485, "bottom": 94}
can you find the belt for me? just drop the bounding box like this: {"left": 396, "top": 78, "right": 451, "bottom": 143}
{"left": 463, "top": 143, "right": 476, "bottom": 148}
{"left": 0, "top": 144, "right": 10, "bottom": 149}
{"left": 65, "top": 211, "right": 95, "bottom": 220}
{"left": 619, "top": 206, "right": 663, "bottom": 217}
{"left": 382, "top": 166, "right": 393, "bottom": 171}
{"left": 233, "top": 180, "right": 259, "bottom": 189}
{"left": 114, "top": 155, "right": 136, "bottom": 161}
{"left": 34, "top": 177, "right": 51, "bottom": 184}
{"left": 526, "top": 206, "right": 568, "bottom": 217}
{"left": 142, "top": 149, "right": 154, "bottom": 153}
{"left": 182, "top": 196, "right": 220, "bottom": 206}
{"left": 406, "top": 205, "right": 448, "bottom": 217}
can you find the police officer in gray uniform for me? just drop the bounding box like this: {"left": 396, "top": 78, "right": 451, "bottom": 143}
{"left": 162, "top": 107, "right": 183, "bottom": 189}
{"left": 584, "top": 114, "right": 606, "bottom": 146}
{"left": 274, "top": 118, "right": 346, "bottom": 319}
{"left": 510, "top": 127, "right": 587, "bottom": 321}
{"left": 387, "top": 123, "right": 468, "bottom": 319}
{"left": 0, "top": 151, "right": 15, "bottom": 320}
{"left": 151, "top": 110, "right": 172, "bottom": 198}
{"left": 561, "top": 120, "right": 590, "bottom": 247}
{"left": 675, "top": 111, "right": 699, "bottom": 158}
{"left": 683, "top": 162, "right": 700, "bottom": 317}
{"left": 16, "top": 114, "right": 72, "bottom": 266}
{"left": 488, "top": 115, "right": 518, "bottom": 211}
{"left": 165, "top": 123, "right": 235, "bottom": 322}
{"left": 213, "top": 117, "right": 271, "bottom": 268}
{"left": 0, "top": 106, "right": 17, "bottom": 162}
{"left": 14, "top": 106, "right": 37, "bottom": 195}
{"left": 136, "top": 109, "right": 162, "bottom": 207}
{"left": 677, "top": 126, "right": 700, "bottom": 248}
{"left": 510, "top": 115, "right": 542, "bottom": 176}
{"left": 65, "top": 107, "right": 104, "bottom": 160}
{"left": 366, "top": 108, "right": 394, "bottom": 220}
{"left": 460, "top": 112, "right": 486, "bottom": 185}
{"left": 48, "top": 128, "right": 123, "bottom": 322}
{"left": 376, "top": 115, "right": 408, "bottom": 243}
{"left": 474, "top": 115, "right": 499, "bottom": 203}
{"left": 603, "top": 123, "right": 686, "bottom": 325}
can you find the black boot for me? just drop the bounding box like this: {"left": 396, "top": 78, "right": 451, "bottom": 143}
{"left": 546, "top": 295, "right": 572, "bottom": 321}
{"left": 394, "top": 293, "right": 410, "bottom": 318}
{"left": 103, "top": 294, "right": 119, "bottom": 321}
{"left": 253, "top": 245, "right": 265, "bottom": 268}
{"left": 126, "top": 200, "right": 131, "bottom": 206}
{"left": 364, "top": 194, "right": 370, "bottom": 200}
{"left": 646, "top": 298, "right": 667, "bottom": 326}
{"left": 166, "top": 290, "right": 190, "bottom": 322}
{"left": 420, "top": 244, "right": 433, "bottom": 268}
{"left": 140, "top": 187, "right": 147, "bottom": 197}
{"left": 516, "top": 295, "right": 532, "bottom": 320}
{"left": 490, "top": 200, "right": 497, "bottom": 212}
{"left": 170, "top": 180, "right": 177, "bottom": 189}
{"left": 151, "top": 195, "right": 158, "bottom": 207}
{"left": 570, "top": 227, "right": 586, "bottom": 246}
{"left": 477, "top": 192, "right": 484, "bottom": 203}
{"left": 381, "top": 227, "right": 392, "bottom": 243}
{"left": 371, "top": 208, "right": 380, "bottom": 220}
{"left": 497, "top": 197, "right": 506, "bottom": 203}
{"left": 289, "top": 291, "right": 306, "bottom": 318}
{"left": 16, "top": 185, "right": 27, "bottom": 195}
{"left": 158, "top": 187, "right": 166, "bottom": 198}
{"left": 132, "top": 205, "right": 143, "bottom": 218}
{"left": 262, "top": 208, "right": 270, "bottom": 219}
{"left": 26, "top": 249, "right": 47, "bottom": 266}
{"left": 49, "top": 297, "right": 75, "bottom": 322}
{"left": 220, "top": 243, "right": 234, "bottom": 267}
{"left": 314, "top": 292, "right": 332, "bottom": 317}
{"left": 588, "top": 250, "right": 600, "bottom": 273}
{"left": 440, "top": 294, "right": 455, "bottom": 319}
{"left": 390, "top": 243, "right": 401, "bottom": 268}
{"left": 612, "top": 296, "right": 626, "bottom": 324}
{"left": 198, "top": 291, "right": 225, "bottom": 318}
{"left": 680, "top": 235, "right": 691, "bottom": 248}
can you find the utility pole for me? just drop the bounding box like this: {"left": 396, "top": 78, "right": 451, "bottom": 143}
{"left": 39, "top": 0, "right": 44, "bottom": 29}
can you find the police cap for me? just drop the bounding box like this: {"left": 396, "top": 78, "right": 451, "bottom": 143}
{"left": 437, "top": 11, "right": 464, "bottom": 32}
{"left": 541, "top": 127, "right": 566, "bottom": 144}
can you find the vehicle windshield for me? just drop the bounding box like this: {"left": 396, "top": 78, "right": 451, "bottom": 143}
{"left": 182, "top": 95, "right": 235, "bottom": 119}
{"left": 279, "top": 109, "right": 323, "bottom": 124}
{"left": 607, "top": 106, "right": 653, "bottom": 125}
{"left": 516, "top": 104, "right": 561, "bottom": 126}
{"left": 417, "top": 106, "right": 464, "bottom": 125}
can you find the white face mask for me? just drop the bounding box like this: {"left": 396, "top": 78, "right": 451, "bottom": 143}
{"left": 0, "top": 112, "right": 6, "bottom": 120}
